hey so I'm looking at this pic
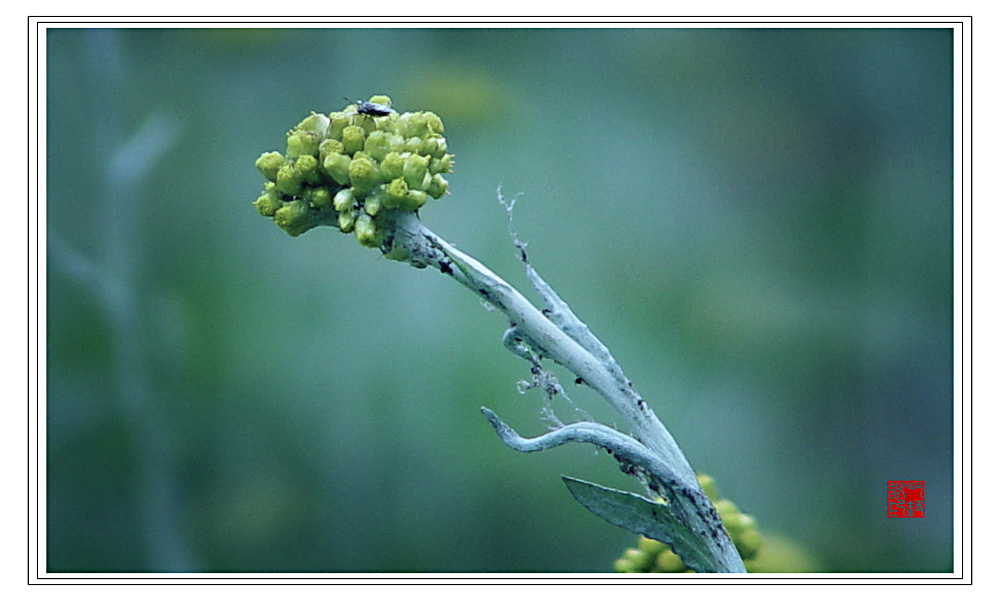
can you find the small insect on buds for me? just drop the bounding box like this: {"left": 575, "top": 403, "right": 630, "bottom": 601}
{"left": 353, "top": 99, "right": 393, "bottom": 118}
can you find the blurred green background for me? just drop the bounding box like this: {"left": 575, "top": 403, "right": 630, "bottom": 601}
{"left": 45, "top": 27, "right": 955, "bottom": 573}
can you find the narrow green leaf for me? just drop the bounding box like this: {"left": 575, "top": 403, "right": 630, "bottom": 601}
{"left": 562, "top": 476, "right": 719, "bottom": 573}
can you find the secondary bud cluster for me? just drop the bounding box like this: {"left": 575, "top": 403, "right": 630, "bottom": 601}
{"left": 253, "top": 95, "right": 453, "bottom": 246}
{"left": 612, "top": 473, "right": 764, "bottom": 573}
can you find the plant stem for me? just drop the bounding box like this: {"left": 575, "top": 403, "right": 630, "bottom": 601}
{"left": 382, "top": 210, "right": 746, "bottom": 573}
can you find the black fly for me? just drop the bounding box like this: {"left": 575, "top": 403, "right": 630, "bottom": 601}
{"left": 355, "top": 101, "right": 392, "bottom": 117}
{"left": 346, "top": 98, "right": 393, "bottom": 120}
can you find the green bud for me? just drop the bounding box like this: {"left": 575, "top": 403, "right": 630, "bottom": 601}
{"left": 255, "top": 151, "right": 286, "bottom": 182}
{"left": 735, "top": 529, "right": 762, "bottom": 560}
{"left": 323, "top": 152, "right": 352, "bottom": 186}
{"left": 423, "top": 111, "right": 444, "bottom": 134}
{"left": 327, "top": 111, "right": 352, "bottom": 140}
{"left": 421, "top": 135, "right": 448, "bottom": 158}
{"left": 383, "top": 177, "right": 409, "bottom": 209}
{"left": 655, "top": 549, "right": 686, "bottom": 572}
{"left": 273, "top": 199, "right": 311, "bottom": 236}
{"left": 402, "top": 153, "right": 429, "bottom": 189}
{"left": 613, "top": 558, "right": 638, "bottom": 573}
{"left": 397, "top": 112, "right": 428, "bottom": 138}
{"left": 402, "top": 137, "right": 423, "bottom": 154}
{"left": 380, "top": 152, "right": 405, "bottom": 181}
{"left": 397, "top": 111, "right": 443, "bottom": 137}
{"left": 275, "top": 163, "right": 303, "bottom": 196}
{"left": 303, "top": 186, "right": 332, "bottom": 209}
{"left": 338, "top": 208, "right": 357, "bottom": 233}
{"left": 721, "top": 515, "right": 746, "bottom": 537}
{"left": 621, "top": 548, "right": 653, "bottom": 572}
{"left": 353, "top": 212, "right": 378, "bottom": 247}
{"left": 426, "top": 173, "right": 449, "bottom": 199}
{"left": 368, "top": 94, "right": 392, "bottom": 107}
{"left": 253, "top": 185, "right": 283, "bottom": 217}
{"left": 295, "top": 112, "right": 331, "bottom": 137}
{"left": 714, "top": 498, "right": 739, "bottom": 519}
{"left": 285, "top": 113, "right": 330, "bottom": 159}
{"left": 734, "top": 513, "right": 757, "bottom": 533}
{"left": 318, "top": 138, "right": 344, "bottom": 162}
{"left": 416, "top": 170, "right": 432, "bottom": 192}
{"left": 363, "top": 130, "right": 393, "bottom": 162}
{"left": 333, "top": 187, "right": 355, "bottom": 212}
{"left": 637, "top": 536, "right": 666, "bottom": 555}
{"left": 364, "top": 192, "right": 382, "bottom": 217}
{"left": 386, "top": 133, "right": 406, "bottom": 153}
{"left": 286, "top": 131, "right": 320, "bottom": 159}
{"left": 428, "top": 154, "right": 453, "bottom": 176}
{"left": 341, "top": 125, "right": 366, "bottom": 155}
{"left": 348, "top": 156, "right": 380, "bottom": 195}
{"left": 399, "top": 189, "right": 428, "bottom": 212}
{"left": 294, "top": 154, "right": 322, "bottom": 185}
{"left": 697, "top": 473, "right": 721, "bottom": 502}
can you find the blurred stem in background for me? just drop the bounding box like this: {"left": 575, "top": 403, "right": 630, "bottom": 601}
{"left": 47, "top": 29, "right": 191, "bottom": 571}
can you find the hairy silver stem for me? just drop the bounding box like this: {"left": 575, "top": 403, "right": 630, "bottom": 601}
{"left": 380, "top": 210, "right": 745, "bottom": 573}
{"left": 385, "top": 212, "right": 694, "bottom": 481}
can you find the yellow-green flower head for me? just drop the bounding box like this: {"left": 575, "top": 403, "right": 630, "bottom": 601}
{"left": 252, "top": 95, "right": 453, "bottom": 242}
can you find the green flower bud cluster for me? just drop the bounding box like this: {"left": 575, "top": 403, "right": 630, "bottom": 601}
{"left": 253, "top": 95, "right": 454, "bottom": 245}
{"left": 612, "top": 473, "right": 764, "bottom": 573}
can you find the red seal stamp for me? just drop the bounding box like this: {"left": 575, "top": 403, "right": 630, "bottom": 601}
{"left": 887, "top": 480, "right": 924, "bottom": 518}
